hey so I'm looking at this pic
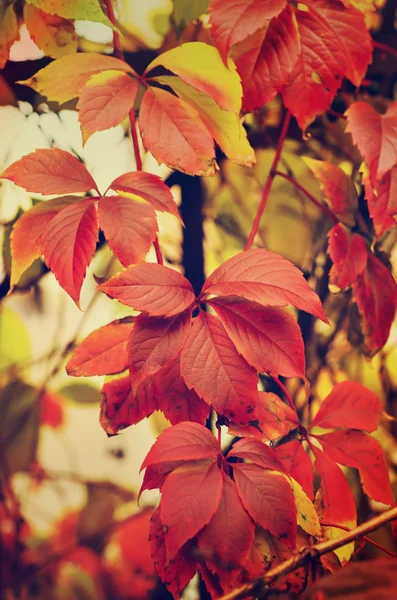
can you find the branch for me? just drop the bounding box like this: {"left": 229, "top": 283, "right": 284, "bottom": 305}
{"left": 104, "top": 0, "right": 164, "bottom": 265}
{"left": 245, "top": 110, "right": 292, "bottom": 251}
{"left": 219, "top": 506, "right": 397, "bottom": 600}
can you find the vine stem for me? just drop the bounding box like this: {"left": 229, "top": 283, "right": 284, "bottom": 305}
{"left": 104, "top": 0, "right": 164, "bottom": 265}
{"left": 218, "top": 506, "right": 397, "bottom": 600}
{"left": 373, "top": 40, "right": 397, "bottom": 62}
{"left": 271, "top": 376, "right": 296, "bottom": 414}
{"left": 274, "top": 171, "right": 339, "bottom": 224}
{"left": 245, "top": 110, "right": 292, "bottom": 251}
{"left": 320, "top": 522, "right": 397, "bottom": 558}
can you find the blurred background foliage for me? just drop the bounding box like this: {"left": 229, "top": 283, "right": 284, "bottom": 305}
{"left": 1, "top": 0, "right": 397, "bottom": 598}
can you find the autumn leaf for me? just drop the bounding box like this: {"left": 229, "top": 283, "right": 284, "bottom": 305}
{"left": 275, "top": 441, "right": 314, "bottom": 500}
{"left": 141, "top": 422, "right": 220, "bottom": 470}
{"left": 291, "top": 478, "right": 321, "bottom": 538}
{"left": 109, "top": 172, "right": 182, "bottom": 222}
{"left": 227, "top": 437, "right": 287, "bottom": 473}
{"left": 145, "top": 42, "right": 242, "bottom": 113}
{"left": 233, "top": 464, "right": 296, "bottom": 549}
{"left": 159, "top": 462, "right": 224, "bottom": 559}
{"left": 0, "top": 4, "right": 19, "bottom": 69}
{"left": 25, "top": 0, "right": 112, "bottom": 26}
{"left": 235, "top": 6, "right": 300, "bottom": 112}
{"left": 201, "top": 249, "right": 327, "bottom": 322}
{"left": 23, "top": 5, "right": 77, "bottom": 58}
{"left": 66, "top": 317, "right": 135, "bottom": 377}
{"left": 154, "top": 75, "right": 255, "bottom": 167}
{"left": 345, "top": 101, "right": 397, "bottom": 181}
{"left": 43, "top": 198, "right": 99, "bottom": 305}
{"left": 9, "top": 196, "right": 78, "bottom": 289}
{"left": 210, "top": 297, "right": 305, "bottom": 379}
{"left": 310, "top": 381, "right": 382, "bottom": 433}
{"left": 128, "top": 312, "right": 191, "bottom": 390}
{"left": 180, "top": 311, "right": 259, "bottom": 423}
{"left": 40, "top": 390, "right": 64, "bottom": 428}
{"left": 364, "top": 168, "right": 397, "bottom": 237}
{"left": 352, "top": 252, "right": 397, "bottom": 356}
{"left": 304, "top": 158, "right": 358, "bottom": 227}
{"left": 19, "top": 53, "right": 134, "bottom": 104}
{"left": 150, "top": 508, "right": 197, "bottom": 599}
{"left": 98, "top": 263, "right": 196, "bottom": 317}
{"left": 98, "top": 195, "right": 158, "bottom": 266}
{"left": 327, "top": 224, "right": 368, "bottom": 289}
{"left": 1, "top": 148, "right": 98, "bottom": 195}
{"left": 208, "top": 0, "right": 287, "bottom": 64}
{"left": 316, "top": 430, "right": 393, "bottom": 505}
{"left": 139, "top": 87, "right": 216, "bottom": 176}
{"left": 228, "top": 391, "right": 299, "bottom": 442}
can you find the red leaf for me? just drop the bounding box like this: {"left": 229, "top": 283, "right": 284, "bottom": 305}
{"left": 139, "top": 87, "right": 216, "bottom": 176}
{"left": 140, "top": 461, "right": 184, "bottom": 501}
{"left": 236, "top": 6, "right": 300, "bottom": 112}
{"left": 352, "top": 252, "right": 397, "bottom": 356}
{"left": 364, "top": 168, "right": 397, "bottom": 237}
{"left": 211, "top": 297, "right": 305, "bottom": 379}
{"left": 150, "top": 508, "right": 197, "bottom": 598}
{"left": 201, "top": 249, "right": 327, "bottom": 322}
{"left": 109, "top": 172, "right": 182, "bottom": 222}
{"left": 317, "top": 430, "right": 393, "bottom": 505}
{"left": 66, "top": 317, "right": 135, "bottom": 377}
{"left": 180, "top": 311, "right": 259, "bottom": 423}
{"left": 233, "top": 464, "right": 296, "bottom": 548}
{"left": 282, "top": 1, "right": 371, "bottom": 130}
{"left": 98, "top": 263, "right": 196, "bottom": 317}
{"left": 99, "top": 376, "right": 156, "bottom": 435}
{"left": 43, "top": 198, "right": 98, "bottom": 305}
{"left": 305, "top": 158, "right": 358, "bottom": 227}
{"left": 10, "top": 196, "right": 78, "bottom": 288}
{"left": 1, "top": 148, "right": 97, "bottom": 194}
{"left": 160, "top": 462, "right": 223, "bottom": 559}
{"left": 228, "top": 391, "right": 299, "bottom": 442}
{"left": 77, "top": 70, "right": 138, "bottom": 143}
{"left": 275, "top": 441, "right": 314, "bottom": 500}
{"left": 227, "top": 437, "right": 287, "bottom": 473}
{"left": 345, "top": 101, "right": 397, "bottom": 181}
{"left": 128, "top": 312, "right": 191, "bottom": 390}
{"left": 155, "top": 361, "right": 210, "bottom": 426}
{"left": 141, "top": 422, "right": 220, "bottom": 471}
{"left": 40, "top": 391, "right": 64, "bottom": 428}
{"left": 310, "top": 381, "right": 382, "bottom": 432}
{"left": 209, "top": 0, "right": 287, "bottom": 63}
{"left": 198, "top": 472, "right": 255, "bottom": 591}
{"left": 327, "top": 224, "right": 368, "bottom": 289}
{"left": 98, "top": 194, "right": 158, "bottom": 267}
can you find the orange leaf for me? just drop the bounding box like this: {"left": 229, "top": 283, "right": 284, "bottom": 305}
{"left": 1, "top": 148, "right": 97, "bottom": 194}
{"left": 275, "top": 440, "right": 314, "bottom": 500}
{"left": 40, "top": 390, "right": 64, "bottom": 428}
{"left": 66, "top": 317, "right": 135, "bottom": 377}
{"left": 98, "top": 194, "right": 158, "bottom": 266}
{"left": 139, "top": 87, "right": 216, "bottom": 176}
{"left": 78, "top": 70, "right": 138, "bottom": 143}
{"left": 327, "top": 224, "right": 368, "bottom": 289}
{"left": 364, "top": 168, "right": 397, "bottom": 237}
{"left": 43, "top": 198, "right": 99, "bottom": 305}
{"left": 100, "top": 376, "right": 156, "bottom": 435}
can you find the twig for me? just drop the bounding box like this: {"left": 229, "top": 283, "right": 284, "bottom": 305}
{"left": 274, "top": 171, "right": 339, "bottom": 224}
{"left": 104, "top": 0, "right": 164, "bottom": 265}
{"left": 320, "top": 521, "right": 396, "bottom": 558}
{"left": 245, "top": 110, "right": 292, "bottom": 251}
{"left": 219, "top": 506, "right": 397, "bottom": 600}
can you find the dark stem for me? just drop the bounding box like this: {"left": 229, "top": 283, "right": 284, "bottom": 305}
{"left": 320, "top": 521, "right": 397, "bottom": 558}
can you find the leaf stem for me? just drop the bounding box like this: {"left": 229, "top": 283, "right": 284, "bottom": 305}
{"left": 373, "top": 40, "right": 397, "bottom": 62}
{"left": 271, "top": 375, "right": 296, "bottom": 414}
{"left": 273, "top": 171, "right": 339, "bottom": 224}
{"left": 320, "top": 521, "right": 397, "bottom": 558}
{"left": 218, "top": 505, "right": 397, "bottom": 600}
{"left": 245, "top": 110, "right": 292, "bottom": 251}
{"left": 105, "top": 0, "right": 164, "bottom": 265}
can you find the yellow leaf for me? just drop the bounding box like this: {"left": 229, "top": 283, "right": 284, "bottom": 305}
{"left": 146, "top": 42, "right": 242, "bottom": 113}
{"left": 19, "top": 53, "right": 133, "bottom": 104}
{"left": 291, "top": 478, "right": 321, "bottom": 538}
{"left": 156, "top": 75, "right": 255, "bottom": 167}
{"left": 0, "top": 307, "right": 31, "bottom": 376}
{"left": 24, "top": 4, "right": 78, "bottom": 59}
{"left": 0, "top": 5, "right": 19, "bottom": 69}
{"left": 25, "top": 0, "right": 112, "bottom": 27}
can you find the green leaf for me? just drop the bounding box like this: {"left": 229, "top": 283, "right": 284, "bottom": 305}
{"left": 59, "top": 382, "right": 100, "bottom": 404}
{"left": 25, "top": 0, "right": 112, "bottom": 27}
{"left": 172, "top": 0, "right": 208, "bottom": 32}
{"left": 0, "top": 382, "right": 40, "bottom": 479}
{"left": 0, "top": 307, "right": 31, "bottom": 376}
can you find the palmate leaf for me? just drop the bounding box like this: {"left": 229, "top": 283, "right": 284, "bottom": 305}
{"left": 327, "top": 224, "right": 368, "bottom": 290}
{"left": 275, "top": 440, "right": 314, "bottom": 500}
{"left": 23, "top": 4, "right": 77, "bottom": 59}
